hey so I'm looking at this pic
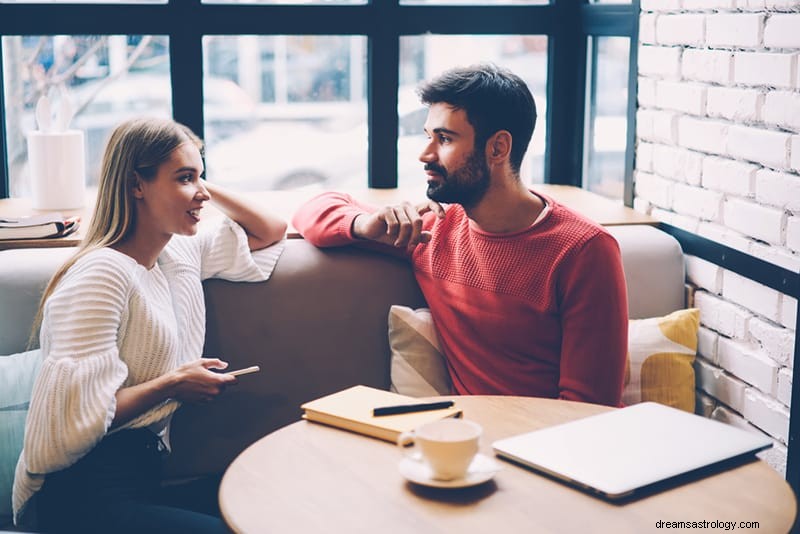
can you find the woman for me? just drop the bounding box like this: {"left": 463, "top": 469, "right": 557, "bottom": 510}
{"left": 12, "top": 117, "right": 287, "bottom": 533}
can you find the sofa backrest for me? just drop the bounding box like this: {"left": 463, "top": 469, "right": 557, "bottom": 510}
{"left": 0, "top": 224, "right": 685, "bottom": 477}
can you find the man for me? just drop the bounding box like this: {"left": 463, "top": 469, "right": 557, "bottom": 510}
{"left": 292, "top": 64, "right": 628, "bottom": 406}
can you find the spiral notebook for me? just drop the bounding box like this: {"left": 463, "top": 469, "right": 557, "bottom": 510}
{"left": 492, "top": 402, "right": 772, "bottom": 500}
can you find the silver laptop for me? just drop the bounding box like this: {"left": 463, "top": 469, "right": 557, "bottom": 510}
{"left": 492, "top": 402, "right": 772, "bottom": 500}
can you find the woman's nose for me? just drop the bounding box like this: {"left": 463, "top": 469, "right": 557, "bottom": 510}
{"left": 197, "top": 180, "right": 211, "bottom": 201}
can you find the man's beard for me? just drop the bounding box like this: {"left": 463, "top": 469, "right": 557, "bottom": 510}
{"left": 425, "top": 149, "right": 491, "bottom": 208}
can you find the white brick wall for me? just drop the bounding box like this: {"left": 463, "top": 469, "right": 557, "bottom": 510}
{"left": 750, "top": 316, "right": 796, "bottom": 366}
{"left": 764, "top": 14, "right": 800, "bottom": 48}
{"left": 686, "top": 255, "right": 722, "bottom": 293}
{"left": 638, "top": 3, "right": 798, "bottom": 476}
{"left": 696, "top": 358, "right": 747, "bottom": 410}
{"left": 733, "top": 51, "right": 797, "bottom": 89}
{"left": 723, "top": 197, "right": 784, "bottom": 245}
{"left": 638, "top": 77, "right": 657, "bottom": 108}
{"left": 682, "top": 0, "right": 737, "bottom": 8}
{"left": 706, "top": 13, "right": 763, "bottom": 48}
{"left": 744, "top": 388, "right": 790, "bottom": 442}
{"left": 657, "top": 14, "right": 705, "bottom": 47}
{"left": 727, "top": 125, "right": 791, "bottom": 169}
{"left": 718, "top": 337, "right": 779, "bottom": 393}
{"left": 653, "top": 145, "right": 703, "bottom": 183}
{"left": 755, "top": 169, "right": 800, "bottom": 211}
{"left": 694, "top": 291, "right": 752, "bottom": 338}
{"left": 656, "top": 80, "right": 706, "bottom": 115}
{"left": 762, "top": 91, "right": 800, "bottom": 131}
{"left": 673, "top": 183, "right": 723, "bottom": 219}
{"left": 723, "top": 270, "right": 782, "bottom": 322}
{"left": 682, "top": 49, "right": 733, "bottom": 85}
{"left": 678, "top": 116, "right": 727, "bottom": 154}
{"left": 788, "top": 215, "right": 800, "bottom": 253}
{"left": 784, "top": 297, "right": 799, "bottom": 323}
{"left": 778, "top": 367, "right": 793, "bottom": 406}
{"left": 639, "top": 45, "right": 682, "bottom": 78}
{"left": 706, "top": 86, "right": 762, "bottom": 123}
{"left": 702, "top": 156, "right": 756, "bottom": 196}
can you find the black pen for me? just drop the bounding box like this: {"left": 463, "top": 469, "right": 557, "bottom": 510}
{"left": 372, "top": 400, "right": 455, "bottom": 416}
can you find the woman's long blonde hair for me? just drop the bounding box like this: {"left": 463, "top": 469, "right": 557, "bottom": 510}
{"left": 29, "top": 117, "right": 203, "bottom": 346}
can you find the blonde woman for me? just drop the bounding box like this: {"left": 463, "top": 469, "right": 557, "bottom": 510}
{"left": 13, "top": 117, "right": 287, "bottom": 533}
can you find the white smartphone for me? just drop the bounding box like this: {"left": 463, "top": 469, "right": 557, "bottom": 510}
{"left": 226, "top": 365, "right": 261, "bottom": 377}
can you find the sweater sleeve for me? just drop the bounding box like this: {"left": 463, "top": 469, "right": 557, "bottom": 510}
{"left": 292, "top": 191, "right": 431, "bottom": 259}
{"left": 557, "top": 231, "right": 628, "bottom": 406}
{"left": 21, "top": 252, "right": 131, "bottom": 476}
{"left": 170, "top": 217, "right": 284, "bottom": 282}
{"left": 292, "top": 191, "right": 374, "bottom": 247}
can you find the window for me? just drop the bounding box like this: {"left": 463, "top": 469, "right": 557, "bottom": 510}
{"left": 202, "top": 35, "right": 367, "bottom": 190}
{"left": 2, "top": 35, "right": 171, "bottom": 197}
{"left": 398, "top": 34, "right": 547, "bottom": 189}
{"left": 584, "top": 36, "right": 630, "bottom": 200}
{"left": 0, "top": 1, "right": 639, "bottom": 203}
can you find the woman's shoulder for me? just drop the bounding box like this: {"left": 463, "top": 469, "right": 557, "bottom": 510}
{"left": 60, "top": 247, "right": 142, "bottom": 291}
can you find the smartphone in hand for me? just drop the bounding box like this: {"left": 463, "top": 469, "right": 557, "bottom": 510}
{"left": 226, "top": 365, "right": 260, "bottom": 377}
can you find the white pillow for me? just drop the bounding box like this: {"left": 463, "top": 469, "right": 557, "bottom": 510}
{"left": 387, "top": 305, "right": 451, "bottom": 397}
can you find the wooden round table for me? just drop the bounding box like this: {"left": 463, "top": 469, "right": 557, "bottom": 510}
{"left": 219, "top": 396, "right": 796, "bottom": 533}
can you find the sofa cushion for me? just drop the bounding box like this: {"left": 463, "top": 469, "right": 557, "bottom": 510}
{"left": 389, "top": 306, "right": 699, "bottom": 413}
{"left": 623, "top": 308, "right": 699, "bottom": 412}
{"left": 388, "top": 305, "right": 451, "bottom": 397}
{"left": 0, "top": 349, "right": 43, "bottom": 527}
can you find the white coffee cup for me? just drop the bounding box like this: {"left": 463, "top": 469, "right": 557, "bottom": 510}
{"left": 397, "top": 419, "right": 482, "bottom": 481}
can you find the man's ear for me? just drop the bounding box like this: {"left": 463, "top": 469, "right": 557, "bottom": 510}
{"left": 131, "top": 172, "right": 145, "bottom": 200}
{"left": 486, "top": 131, "right": 512, "bottom": 163}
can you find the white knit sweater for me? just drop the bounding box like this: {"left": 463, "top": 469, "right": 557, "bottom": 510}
{"left": 12, "top": 217, "right": 284, "bottom": 522}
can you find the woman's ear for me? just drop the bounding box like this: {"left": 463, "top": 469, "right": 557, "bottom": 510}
{"left": 486, "top": 130, "right": 512, "bottom": 164}
{"left": 131, "top": 171, "right": 145, "bottom": 200}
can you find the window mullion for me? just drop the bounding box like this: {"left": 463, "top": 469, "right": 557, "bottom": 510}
{"left": 368, "top": 2, "right": 399, "bottom": 189}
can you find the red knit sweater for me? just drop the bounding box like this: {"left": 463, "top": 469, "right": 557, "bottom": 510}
{"left": 292, "top": 191, "right": 628, "bottom": 406}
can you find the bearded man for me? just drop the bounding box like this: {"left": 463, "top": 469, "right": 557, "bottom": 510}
{"left": 292, "top": 64, "right": 628, "bottom": 406}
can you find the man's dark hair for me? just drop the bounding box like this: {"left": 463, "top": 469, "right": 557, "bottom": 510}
{"left": 417, "top": 63, "right": 537, "bottom": 174}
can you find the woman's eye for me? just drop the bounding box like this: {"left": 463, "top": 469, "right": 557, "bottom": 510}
{"left": 179, "top": 174, "right": 193, "bottom": 183}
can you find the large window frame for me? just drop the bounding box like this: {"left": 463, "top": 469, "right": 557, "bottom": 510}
{"left": 0, "top": 0, "right": 639, "bottom": 202}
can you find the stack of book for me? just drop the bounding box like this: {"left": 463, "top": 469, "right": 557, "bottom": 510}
{"left": 0, "top": 213, "right": 80, "bottom": 240}
{"left": 301, "top": 385, "right": 462, "bottom": 442}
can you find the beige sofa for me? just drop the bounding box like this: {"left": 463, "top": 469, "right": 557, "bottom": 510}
{"left": 0, "top": 224, "right": 684, "bottom": 483}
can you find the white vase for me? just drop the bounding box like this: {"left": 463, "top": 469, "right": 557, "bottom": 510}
{"left": 26, "top": 129, "right": 87, "bottom": 210}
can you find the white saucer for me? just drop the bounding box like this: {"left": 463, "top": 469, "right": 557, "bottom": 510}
{"left": 399, "top": 453, "right": 501, "bottom": 488}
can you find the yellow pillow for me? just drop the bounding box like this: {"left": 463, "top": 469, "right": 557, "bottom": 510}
{"left": 623, "top": 308, "right": 699, "bottom": 412}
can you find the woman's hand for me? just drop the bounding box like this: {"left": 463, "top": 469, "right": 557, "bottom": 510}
{"left": 112, "top": 358, "right": 238, "bottom": 428}
{"left": 167, "top": 358, "right": 238, "bottom": 403}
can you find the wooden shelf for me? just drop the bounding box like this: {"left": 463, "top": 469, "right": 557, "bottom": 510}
{"left": 0, "top": 185, "right": 656, "bottom": 251}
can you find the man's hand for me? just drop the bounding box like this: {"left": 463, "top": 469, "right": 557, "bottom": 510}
{"left": 352, "top": 200, "right": 445, "bottom": 248}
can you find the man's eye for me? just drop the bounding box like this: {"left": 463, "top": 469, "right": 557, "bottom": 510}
{"left": 438, "top": 135, "right": 451, "bottom": 144}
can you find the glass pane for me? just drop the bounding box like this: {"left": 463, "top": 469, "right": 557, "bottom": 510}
{"left": 402, "top": 0, "right": 547, "bottom": 4}
{"left": 584, "top": 36, "right": 629, "bottom": 201}
{"left": 203, "top": 0, "right": 365, "bottom": 4}
{"left": 2, "top": 35, "right": 171, "bottom": 198}
{"left": 398, "top": 35, "right": 547, "bottom": 188}
{"left": 203, "top": 35, "right": 367, "bottom": 191}
{"left": 0, "top": 0, "right": 164, "bottom": 3}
